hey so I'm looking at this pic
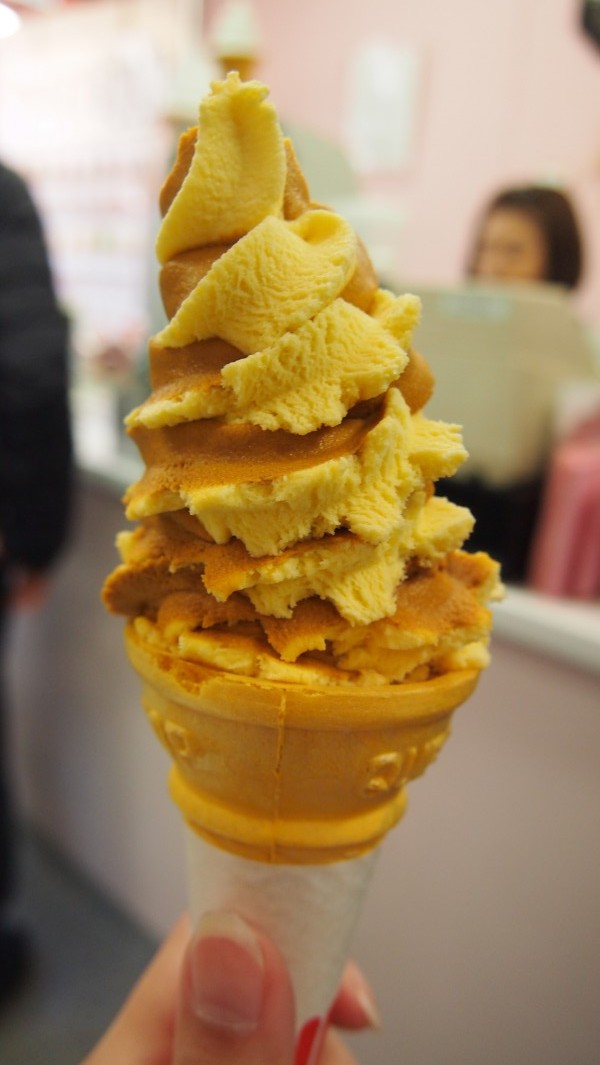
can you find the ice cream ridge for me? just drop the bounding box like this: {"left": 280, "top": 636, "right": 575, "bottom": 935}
{"left": 103, "top": 73, "right": 502, "bottom": 865}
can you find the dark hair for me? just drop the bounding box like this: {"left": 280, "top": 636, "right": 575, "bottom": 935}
{"left": 467, "top": 185, "right": 584, "bottom": 289}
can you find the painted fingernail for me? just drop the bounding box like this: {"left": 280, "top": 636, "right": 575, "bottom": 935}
{"left": 190, "top": 911, "right": 264, "bottom": 1033}
{"left": 345, "top": 961, "right": 382, "bottom": 1029}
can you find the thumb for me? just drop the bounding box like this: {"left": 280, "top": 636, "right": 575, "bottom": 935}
{"left": 174, "top": 910, "right": 296, "bottom": 1065}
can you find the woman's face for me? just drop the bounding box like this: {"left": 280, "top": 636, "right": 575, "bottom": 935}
{"left": 473, "top": 208, "right": 549, "bottom": 283}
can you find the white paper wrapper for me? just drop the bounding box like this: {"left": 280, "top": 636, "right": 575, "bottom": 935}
{"left": 185, "top": 827, "right": 379, "bottom": 1064}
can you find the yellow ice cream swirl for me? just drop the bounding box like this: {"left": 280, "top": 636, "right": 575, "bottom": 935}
{"left": 106, "top": 73, "right": 501, "bottom": 686}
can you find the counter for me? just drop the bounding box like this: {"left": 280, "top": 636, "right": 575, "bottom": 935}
{"left": 493, "top": 584, "right": 600, "bottom": 676}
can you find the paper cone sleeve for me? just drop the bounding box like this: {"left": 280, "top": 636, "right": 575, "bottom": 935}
{"left": 184, "top": 827, "right": 378, "bottom": 1062}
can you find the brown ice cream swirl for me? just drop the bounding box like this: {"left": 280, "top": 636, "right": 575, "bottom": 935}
{"left": 103, "top": 75, "right": 500, "bottom": 686}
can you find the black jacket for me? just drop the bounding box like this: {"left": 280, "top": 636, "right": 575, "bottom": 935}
{"left": 0, "top": 162, "right": 72, "bottom": 572}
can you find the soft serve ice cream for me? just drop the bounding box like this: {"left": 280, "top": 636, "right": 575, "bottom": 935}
{"left": 103, "top": 73, "right": 500, "bottom": 697}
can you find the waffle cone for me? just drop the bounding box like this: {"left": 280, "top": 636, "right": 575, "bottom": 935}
{"left": 125, "top": 622, "right": 480, "bottom": 864}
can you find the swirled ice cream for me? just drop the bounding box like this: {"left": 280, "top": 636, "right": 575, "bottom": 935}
{"left": 103, "top": 73, "right": 500, "bottom": 691}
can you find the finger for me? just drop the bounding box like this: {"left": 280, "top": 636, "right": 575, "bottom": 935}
{"left": 82, "top": 914, "right": 190, "bottom": 1065}
{"left": 329, "top": 961, "right": 381, "bottom": 1031}
{"left": 174, "top": 910, "right": 296, "bottom": 1065}
{"left": 320, "top": 1027, "right": 361, "bottom": 1065}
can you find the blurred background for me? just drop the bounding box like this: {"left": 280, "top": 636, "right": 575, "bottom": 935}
{"left": 0, "top": 2, "right": 598, "bottom": 1063}
{"left": 2, "top": 1, "right": 600, "bottom": 350}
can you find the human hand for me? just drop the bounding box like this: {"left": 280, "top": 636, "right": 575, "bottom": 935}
{"left": 83, "top": 911, "right": 378, "bottom": 1065}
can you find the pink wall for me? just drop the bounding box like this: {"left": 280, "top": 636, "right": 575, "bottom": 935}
{"left": 206, "top": 0, "right": 600, "bottom": 326}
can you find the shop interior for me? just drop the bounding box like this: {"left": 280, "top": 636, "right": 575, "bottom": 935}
{"left": 0, "top": 1, "right": 599, "bottom": 1063}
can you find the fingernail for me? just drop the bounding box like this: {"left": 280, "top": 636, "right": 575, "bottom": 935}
{"left": 190, "top": 911, "right": 264, "bottom": 1033}
{"left": 345, "top": 961, "right": 382, "bottom": 1029}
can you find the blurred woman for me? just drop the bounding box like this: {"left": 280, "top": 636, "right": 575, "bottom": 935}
{"left": 467, "top": 184, "right": 583, "bottom": 289}
{"left": 440, "top": 185, "right": 586, "bottom": 582}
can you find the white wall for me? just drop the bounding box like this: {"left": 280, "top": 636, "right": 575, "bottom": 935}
{"left": 347, "top": 639, "right": 600, "bottom": 1064}
{"left": 207, "top": 0, "right": 600, "bottom": 329}
{"left": 7, "top": 481, "right": 187, "bottom": 935}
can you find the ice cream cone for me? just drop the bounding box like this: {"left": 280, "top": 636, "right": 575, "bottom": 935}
{"left": 211, "top": 0, "right": 262, "bottom": 83}
{"left": 126, "top": 622, "right": 479, "bottom": 865}
{"left": 103, "top": 73, "right": 500, "bottom": 1055}
{"left": 126, "top": 620, "right": 479, "bottom": 1056}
